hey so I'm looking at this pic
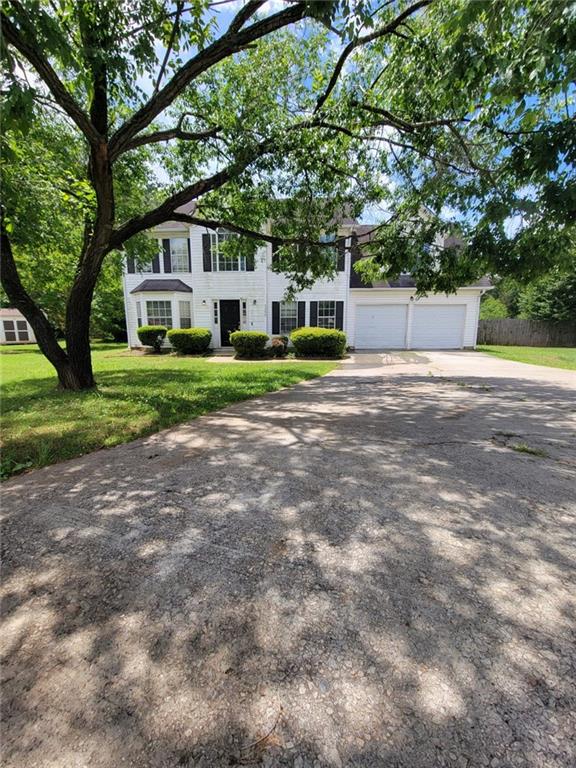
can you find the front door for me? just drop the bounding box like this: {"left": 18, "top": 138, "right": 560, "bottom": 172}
{"left": 219, "top": 300, "right": 240, "bottom": 346}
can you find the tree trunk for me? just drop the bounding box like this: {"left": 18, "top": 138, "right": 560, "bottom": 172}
{"left": 64, "top": 287, "right": 96, "bottom": 390}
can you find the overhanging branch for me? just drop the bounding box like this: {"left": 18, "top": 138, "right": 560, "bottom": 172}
{"left": 314, "top": 0, "right": 433, "bottom": 114}
{"left": 1, "top": 11, "right": 101, "bottom": 145}
{"left": 109, "top": 1, "right": 308, "bottom": 158}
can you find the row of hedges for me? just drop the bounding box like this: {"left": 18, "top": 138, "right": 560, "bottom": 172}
{"left": 137, "top": 325, "right": 347, "bottom": 358}
{"left": 137, "top": 326, "right": 211, "bottom": 354}
{"left": 230, "top": 328, "right": 346, "bottom": 358}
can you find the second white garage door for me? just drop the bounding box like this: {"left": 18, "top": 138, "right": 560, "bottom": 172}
{"left": 355, "top": 304, "right": 408, "bottom": 348}
{"left": 412, "top": 304, "right": 466, "bottom": 349}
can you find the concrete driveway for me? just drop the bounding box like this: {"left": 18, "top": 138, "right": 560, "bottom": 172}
{"left": 2, "top": 351, "right": 575, "bottom": 768}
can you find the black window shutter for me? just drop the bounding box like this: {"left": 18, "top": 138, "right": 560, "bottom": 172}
{"left": 202, "top": 233, "right": 212, "bottom": 271}
{"left": 310, "top": 301, "right": 318, "bottom": 326}
{"left": 272, "top": 243, "right": 280, "bottom": 266}
{"left": 162, "top": 239, "right": 171, "bottom": 273}
{"left": 335, "top": 301, "right": 344, "bottom": 330}
{"left": 126, "top": 256, "right": 135, "bottom": 273}
{"left": 337, "top": 239, "right": 346, "bottom": 271}
{"left": 272, "top": 302, "right": 280, "bottom": 334}
{"left": 246, "top": 251, "right": 255, "bottom": 271}
{"left": 151, "top": 252, "right": 160, "bottom": 273}
{"left": 297, "top": 301, "right": 305, "bottom": 327}
{"left": 187, "top": 238, "right": 191, "bottom": 271}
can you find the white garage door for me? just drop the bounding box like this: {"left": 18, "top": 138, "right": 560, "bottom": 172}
{"left": 412, "top": 305, "right": 466, "bottom": 349}
{"left": 355, "top": 304, "right": 408, "bottom": 348}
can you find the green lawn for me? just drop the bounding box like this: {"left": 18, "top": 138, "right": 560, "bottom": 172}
{"left": 0, "top": 344, "right": 335, "bottom": 480}
{"left": 478, "top": 345, "right": 576, "bottom": 371}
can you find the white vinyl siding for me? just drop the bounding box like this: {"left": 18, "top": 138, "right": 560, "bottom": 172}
{"left": 411, "top": 305, "right": 466, "bottom": 349}
{"left": 146, "top": 300, "right": 172, "bottom": 328}
{"left": 354, "top": 304, "right": 407, "bottom": 348}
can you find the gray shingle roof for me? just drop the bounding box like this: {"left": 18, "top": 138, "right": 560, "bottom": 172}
{"left": 130, "top": 279, "right": 192, "bottom": 293}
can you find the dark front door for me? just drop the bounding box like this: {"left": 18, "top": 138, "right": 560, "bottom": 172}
{"left": 219, "top": 300, "right": 240, "bottom": 346}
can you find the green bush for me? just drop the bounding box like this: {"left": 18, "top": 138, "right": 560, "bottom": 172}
{"left": 229, "top": 330, "right": 269, "bottom": 358}
{"left": 480, "top": 296, "right": 509, "bottom": 319}
{"left": 137, "top": 325, "right": 167, "bottom": 353}
{"left": 167, "top": 327, "right": 212, "bottom": 354}
{"left": 290, "top": 327, "right": 346, "bottom": 358}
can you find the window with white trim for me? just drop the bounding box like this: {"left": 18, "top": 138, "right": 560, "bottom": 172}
{"left": 210, "top": 229, "right": 245, "bottom": 271}
{"left": 136, "top": 302, "right": 142, "bottom": 327}
{"left": 241, "top": 300, "right": 247, "bottom": 323}
{"left": 213, "top": 300, "right": 219, "bottom": 325}
{"left": 16, "top": 320, "right": 29, "bottom": 341}
{"left": 279, "top": 301, "right": 298, "bottom": 334}
{"left": 179, "top": 301, "right": 192, "bottom": 329}
{"left": 171, "top": 238, "right": 189, "bottom": 272}
{"left": 140, "top": 258, "right": 153, "bottom": 273}
{"left": 317, "top": 300, "right": 336, "bottom": 329}
{"left": 146, "top": 300, "right": 172, "bottom": 328}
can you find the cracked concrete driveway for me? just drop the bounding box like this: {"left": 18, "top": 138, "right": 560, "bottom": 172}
{"left": 2, "top": 351, "right": 575, "bottom": 768}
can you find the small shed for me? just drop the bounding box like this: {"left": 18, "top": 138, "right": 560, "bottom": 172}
{"left": 0, "top": 308, "right": 36, "bottom": 344}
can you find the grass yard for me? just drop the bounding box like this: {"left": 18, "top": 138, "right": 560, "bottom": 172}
{"left": 0, "top": 343, "right": 335, "bottom": 480}
{"left": 478, "top": 345, "right": 576, "bottom": 371}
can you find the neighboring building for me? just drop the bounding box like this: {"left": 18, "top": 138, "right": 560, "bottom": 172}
{"left": 0, "top": 308, "right": 36, "bottom": 344}
{"left": 122, "top": 214, "right": 490, "bottom": 350}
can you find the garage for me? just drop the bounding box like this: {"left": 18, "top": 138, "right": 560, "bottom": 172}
{"left": 354, "top": 304, "right": 407, "bottom": 348}
{"left": 411, "top": 304, "right": 466, "bottom": 349}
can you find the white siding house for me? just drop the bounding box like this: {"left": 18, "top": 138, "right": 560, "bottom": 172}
{"left": 122, "top": 220, "right": 490, "bottom": 350}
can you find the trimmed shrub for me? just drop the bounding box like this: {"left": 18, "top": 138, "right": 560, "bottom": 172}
{"left": 270, "top": 336, "right": 288, "bottom": 358}
{"left": 290, "top": 327, "right": 347, "bottom": 358}
{"left": 137, "top": 325, "right": 167, "bottom": 353}
{"left": 167, "top": 327, "right": 212, "bottom": 355}
{"left": 229, "top": 330, "right": 269, "bottom": 358}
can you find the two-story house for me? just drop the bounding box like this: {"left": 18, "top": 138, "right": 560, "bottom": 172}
{"left": 122, "top": 216, "right": 490, "bottom": 350}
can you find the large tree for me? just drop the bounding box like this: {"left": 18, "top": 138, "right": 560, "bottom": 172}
{"left": 1, "top": 0, "right": 574, "bottom": 389}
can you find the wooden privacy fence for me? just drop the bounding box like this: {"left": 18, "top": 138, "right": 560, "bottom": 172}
{"left": 477, "top": 319, "right": 576, "bottom": 347}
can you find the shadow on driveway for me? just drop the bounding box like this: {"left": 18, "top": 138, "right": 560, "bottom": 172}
{"left": 2, "top": 368, "right": 575, "bottom": 767}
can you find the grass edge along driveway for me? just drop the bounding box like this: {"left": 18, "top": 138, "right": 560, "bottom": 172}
{"left": 477, "top": 345, "right": 576, "bottom": 371}
{"left": 0, "top": 343, "right": 336, "bottom": 480}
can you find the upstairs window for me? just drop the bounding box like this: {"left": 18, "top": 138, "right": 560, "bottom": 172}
{"left": 146, "top": 300, "right": 172, "bottom": 328}
{"left": 170, "top": 238, "right": 189, "bottom": 272}
{"left": 279, "top": 301, "right": 298, "bottom": 334}
{"left": 211, "top": 229, "right": 245, "bottom": 272}
{"left": 317, "top": 300, "right": 336, "bottom": 329}
{"left": 320, "top": 233, "right": 338, "bottom": 264}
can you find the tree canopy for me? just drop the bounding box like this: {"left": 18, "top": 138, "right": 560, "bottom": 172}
{"left": 1, "top": 0, "right": 574, "bottom": 388}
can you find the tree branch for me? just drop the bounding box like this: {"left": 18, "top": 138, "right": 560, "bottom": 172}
{"left": 152, "top": 0, "right": 184, "bottom": 96}
{"left": 170, "top": 213, "right": 348, "bottom": 248}
{"left": 228, "top": 0, "right": 267, "bottom": 35}
{"left": 123, "top": 117, "right": 221, "bottom": 152}
{"left": 1, "top": 10, "right": 101, "bottom": 145}
{"left": 0, "top": 209, "right": 69, "bottom": 369}
{"left": 314, "top": 0, "right": 433, "bottom": 114}
{"left": 109, "top": 145, "right": 274, "bottom": 248}
{"left": 354, "top": 101, "right": 465, "bottom": 132}
{"left": 109, "top": 1, "right": 308, "bottom": 159}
